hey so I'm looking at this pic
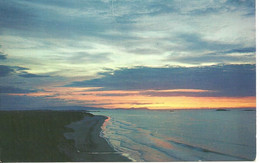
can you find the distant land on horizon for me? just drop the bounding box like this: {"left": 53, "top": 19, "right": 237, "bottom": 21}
{"left": 0, "top": 105, "right": 256, "bottom": 111}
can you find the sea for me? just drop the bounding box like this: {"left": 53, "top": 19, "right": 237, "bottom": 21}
{"left": 94, "top": 109, "right": 256, "bottom": 162}
{"left": 95, "top": 109, "right": 256, "bottom": 161}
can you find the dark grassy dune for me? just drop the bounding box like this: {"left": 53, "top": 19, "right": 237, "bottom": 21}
{"left": 0, "top": 110, "right": 130, "bottom": 162}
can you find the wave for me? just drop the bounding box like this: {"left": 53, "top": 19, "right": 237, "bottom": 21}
{"left": 166, "top": 138, "right": 248, "bottom": 161}
{"left": 98, "top": 110, "right": 255, "bottom": 161}
{"left": 100, "top": 116, "right": 138, "bottom": 161}
{"left": 100, "top": 118, "right": 189, "bottom": 161}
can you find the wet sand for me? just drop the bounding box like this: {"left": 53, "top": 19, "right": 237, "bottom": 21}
{"left": 64, "top": 114, "right": 131, "bottom": 162}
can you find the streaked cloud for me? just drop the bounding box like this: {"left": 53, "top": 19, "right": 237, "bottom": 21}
{"left": 0, "top": 52, "right": 7, "bottom": 60}
{"left": 18, "top": 73, "right": 50, "bottom": 78}
{"left": 62, "top": 51, "right": 112, "bottom": 64}
{"left": 0, "top": 65, "right": 14, "bottom": 77}
{"left": 0, "top": 0, "right": 255, "bottom": 77}
{"left": 67, "top": 64, "right": 255, "bottom": 97}
{"left": 11, "top": 87, "right": 255, "bottom": 109}
{"left": 0, "top": 94, "right": 69, "bottom": 109}
{"left": 0, "top": 86, "right": 37, "bottom": 93}
{"left": 0, "top": 0, "right": 255, "bottom": 109}
{"left": 0, "top": 65, "right": 50, "bottom": 78}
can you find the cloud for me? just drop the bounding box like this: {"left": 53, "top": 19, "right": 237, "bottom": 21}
{"left": 173, "top": 33, "right": 238, "bottom": 52}
{"left": 0, "top": 86, "right": 37, "bottom": 93}
{"left": 0, "top": 0, "right": 254, "bottom": 42}
{"left": 18, "top": 72, "right": 50, "bottom": 78}
{"left": 67, "top": 64, "right": 255, "bottom": 97}
{"left": 0, "top": 1, "right": 255, "bottom": 109}
{"left": 166, "top": 44, "right": 256, "bottom": 64}
{"left": 0, "top": 65, "right": 50, "bottom": 78}
{"left": 140, "top": 89, "right": 215, "bottom": 97}
{"left": 226, "top": 0, "right": 255, "bottom": 15}
{"left": 12, "top": 66, "right": 30, "bottom": 71}
{"left": 0, "top": 0, "right": 255, "bottom": 78}
{"left": 0, "top": 94, "right": 68, "bottom": 109}
{"left": 97, "top": 93, "right": 138, "bottom": 96}
{"left": 167, "top": 53, "right": 254, "bottom": 65}
{"left": 0, "top": 52, "right": 7, "bottom": 60}
{"left": 0, "top": 0, "right": 114, "bottom": 39}
{"left": 63, "top": 51, "right": 112, "bottom": 64}
{"left": 0, "top": 65, "right": 14, "bottom": 77}
{"left": 127, "top": 48, "right": 163, "bottom": 55}
{"left": 224, "top": 47, "right": 256, "bottom": 54}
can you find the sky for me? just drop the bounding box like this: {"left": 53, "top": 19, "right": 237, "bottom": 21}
{"left": 0, "top": 0, "right": 256, "bottom": 110}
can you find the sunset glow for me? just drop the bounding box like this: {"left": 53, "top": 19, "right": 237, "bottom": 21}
{"left": 0, "top": 0, "right": 255, "bottom": 110}
{"left": 0, "top": 1, "right": 256, "bottom": 162}
{"left": 9, "top": 87, "right": 256, "bottom": 109}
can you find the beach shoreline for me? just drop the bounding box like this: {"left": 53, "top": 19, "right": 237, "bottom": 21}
{"left": 64, "top": 113, "right": 131, "bottom": 162}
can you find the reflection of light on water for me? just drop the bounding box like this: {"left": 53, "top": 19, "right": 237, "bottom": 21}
{"left": 102, "top": 116, "right": 111, "bottom": 130}
{"left": 100, "top": 116, "right": 111, "bottom": 139}
{"left": 136, "top": 128, "right": 174, "bottom": 149}
{"left": 151, "top": 136, "right": 174, "bottom": 149}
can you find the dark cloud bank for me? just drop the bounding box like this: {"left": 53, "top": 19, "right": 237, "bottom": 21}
{"left": 0, "top": 86, "right": 37, "bottom": 93}
{"left": 0, "top": 65, "right": 14, "bottom": 77}
{"left": 67, "top": 64, "right": 255, "bottom": 97}
{"left": 0, "top": 65, "right": 50, "bottom": 78}
{"left": 0, "top": 52, "right": 7, "bottom": 60}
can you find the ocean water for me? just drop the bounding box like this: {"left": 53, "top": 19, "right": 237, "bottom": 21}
{"left": 95, "top": 109, "right": 256, "bottom": 161}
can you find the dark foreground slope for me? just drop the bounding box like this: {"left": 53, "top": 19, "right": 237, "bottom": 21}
{"left": 0, "top": 110, "right": 130, "bottom": 162}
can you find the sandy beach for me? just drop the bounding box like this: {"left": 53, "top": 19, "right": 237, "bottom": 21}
{"left": 64, "top": 113, "right": 131, "bottom": 162}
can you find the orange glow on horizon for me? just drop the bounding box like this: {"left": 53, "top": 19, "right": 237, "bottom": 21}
{"left": 145, "top": 89, "right": 215, "bottom": 93}
{"left": 9, "top": 87, "right": 256, "bottom": 109}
